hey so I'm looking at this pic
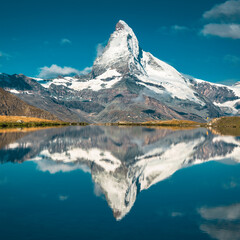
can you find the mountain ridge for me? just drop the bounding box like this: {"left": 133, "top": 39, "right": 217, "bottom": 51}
{"left": 0, "top": 88, "right": 58, "bottom": 120}
{"left": 0, "top": 20, "right": 240, "bottom": 122}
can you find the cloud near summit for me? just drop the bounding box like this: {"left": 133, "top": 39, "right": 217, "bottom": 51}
{"left": 38, "top": 64, "right": 92, "bottom": 79}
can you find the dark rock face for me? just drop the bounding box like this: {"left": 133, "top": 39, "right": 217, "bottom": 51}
{"left": 234, "top": 101, "right": 240, "bottom": 110}
{"left": 115, "top": 21, "right": 125, "bottom": 31}
{"left": 191, "top": 80, "right": 239, "bottom": 103}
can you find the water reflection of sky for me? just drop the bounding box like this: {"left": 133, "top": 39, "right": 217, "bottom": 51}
{"left": 0, "top": 126, "right": 240, "bottom": 240}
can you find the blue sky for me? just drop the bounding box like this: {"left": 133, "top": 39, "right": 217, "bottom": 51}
{"left": 0, "top": 0, "right": 240, "bottom": 84}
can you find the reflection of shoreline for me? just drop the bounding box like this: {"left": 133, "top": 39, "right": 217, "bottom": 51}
{"left": 0, "top": 126, "right": 63, "bottom": 133}
{"left": 209, "top": 127, "right": 240, "bottom": 137}
{"left": 0, "top": 126, "right": 63, "bottom": 150}
{"left": 1, "top": 126, "right": 240, "bottom": 220}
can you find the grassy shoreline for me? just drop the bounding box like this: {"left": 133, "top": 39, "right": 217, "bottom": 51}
{"left": 207, "top": 116, "right": 240, "bottom": 136}
{"left": 0, "top": 116, "right": 88, "bottom": 129}
{"left": 102, "top": 119, "right": 206, "bottom": 127}
{"left": 1, "top": 116, "right": 240, "bottom": 132}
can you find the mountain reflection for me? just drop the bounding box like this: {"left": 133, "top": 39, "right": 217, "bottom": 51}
{"left": 0, "top": 126, "right": 240, "bottom": 220}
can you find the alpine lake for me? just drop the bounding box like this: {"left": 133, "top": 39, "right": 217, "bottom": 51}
{"left": 0, "top": 125, "right": 240, "bottom": 240}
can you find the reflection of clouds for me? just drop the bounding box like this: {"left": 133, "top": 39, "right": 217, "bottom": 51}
{"left": 34, "top": 159, "right": 90, "bottom": 174}
{"left": 223, "top": 179, "right": 239, "bottom": 189}
{"left": 2, "top": 126, "right": 240, "bottom": 222}
{"left": 200, "top": 223, "right": 240, "bottom": 240}
{"left": 171, "top": 212, "right": 184, "bottom": 217}
{"left": 59, "top": 195, "right": 69, "bottom": 201}
{"left": 0, "top": 177, "right": 7, "bottom": 185}
{"left": 94, "top": 183, "right": 104, "bottom": 197}
{"left": 199, "top": 203, "right": 240, "bottom": 240}
{"left": 199, "top": 203, "right": 240, "bottom": 220}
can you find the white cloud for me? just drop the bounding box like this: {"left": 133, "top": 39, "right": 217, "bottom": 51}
{"left": 80, "top": 66, "right": 92, "bottom": 75}
{"left": 96, "top": 43, "right": 105, "bottom": 58}
{"left": 60, "top": 38, "right": 72, "bottom": 45}
{"left": 171, "top": 25, "right": 189, "bottom": 31}
{"left": 203, "top": 0, "right": 240, "bottom": 20}
{"left": 201, "top": 23, "right": 240, "bottom": 39}
{"left": 158, "top": 25, "right": 190, "bottom": 34}
{"left": 38, "top": 64, "right": 92, "bottom": 79}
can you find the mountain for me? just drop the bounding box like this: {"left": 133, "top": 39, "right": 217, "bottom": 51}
{"left": 0, "top": 74, "right": 88, "bottom": 122}
{"left": 1, "top": 20, "right": 240, "bottom": 122}
{"left": 0, "top": 88, "right": 57, "bottom": 120}
{"left": 1, "top": 126, "right": 240, "bottom": 220}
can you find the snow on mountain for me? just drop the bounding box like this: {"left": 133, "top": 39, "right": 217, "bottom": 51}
{"left": 35, "top": 147, "right": 121, "bottom": 172}
{"left": 138, "top": 52, "right": 204, "bottom": 104}
{"left": 70, "top": 69, "right": 122, "bottom": 91}
{"left": 92, "top": 20, "right": 145, "bottom": 77}
{"left": 192, "top": 78, "right": 240, "bottom": 114}
{"left": 1, "top": 20, "right": 240, "bottom": 122}
{"left": 37, "top": 69, "right": 122, "bottom": 92}
{"left": 47, "top": 21, "right": 204, "bottom": 104}
{"left": 134, "top": 135, "right": 206, "bottom": 190}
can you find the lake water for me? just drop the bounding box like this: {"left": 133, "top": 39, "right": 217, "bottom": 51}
{"left": 0, "top": 126, "right": 240, "bottom": 240}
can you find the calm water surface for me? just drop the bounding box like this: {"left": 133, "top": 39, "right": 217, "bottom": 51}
{"left": 0, "top": 126, "right": 240, "bottom": 240}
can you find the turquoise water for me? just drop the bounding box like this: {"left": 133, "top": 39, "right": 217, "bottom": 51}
{"left": 0, "top": 126, "right": 240, "bottom": 240}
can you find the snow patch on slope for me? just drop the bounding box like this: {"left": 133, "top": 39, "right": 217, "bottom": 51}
{"left": 194, "top": 78, "right": 240, "bottom": 113}
{"left": 214, "top": 99, "right": 240, "bottom": 114}
{"left": 71, "top": 69, "right": 122, "bottom": 91}
{"left": 34, "top": 147, "right": 121, "bottom": 172}
{"left": 37, "top": 69, "right": 122, "bottom": 92}
{"left": 138, "top": 52, "right": 204, "bottom": 104}
{"left": 134, "top": 136, "right": 206, "bottom": 190}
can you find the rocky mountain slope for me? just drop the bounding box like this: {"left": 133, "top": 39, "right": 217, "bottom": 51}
{"left": 0, "top": 88, "right": 57, "bottom": 120}
{"left": 1, "top": 20, "right": 240, "bottom": 122}
{"left": 0, "top": 74, "right": 88, "bottom": 122}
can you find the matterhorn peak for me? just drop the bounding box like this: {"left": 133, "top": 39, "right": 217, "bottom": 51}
{"left": 115, "top": 20, "right": 134, "bottom": 34}
{"left": 91, "top": 20, "right": 146, "bottom": 77}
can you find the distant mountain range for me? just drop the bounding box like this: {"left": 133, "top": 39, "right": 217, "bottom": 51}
{"left": 0, "top": 20, "right": 240, "bottom": 122}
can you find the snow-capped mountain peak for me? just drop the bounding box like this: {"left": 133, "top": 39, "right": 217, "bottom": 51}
{"left": 2, "top": 20, "right": 240, "bottom": 123}
{"left": 92, "top": 20, "right": 146, "bottom": 77}
{"left": 114, "top": 20, "right": 140, "bottom": 59}
{"left": 90, "top": 20, "right": 205, "bottom": 104}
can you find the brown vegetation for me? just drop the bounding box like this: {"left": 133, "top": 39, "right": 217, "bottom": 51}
{"left": 0, "top": 88, "right": 58, "bottom": 120}
{"left": 103, "top": 119, "right": 204, "bottom": 127}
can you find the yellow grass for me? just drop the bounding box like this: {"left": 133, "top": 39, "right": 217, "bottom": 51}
{"left": 103, "top": 119, "right": 204, "bottom": 127}
{"left": 0, "top": 115, "right": 61, "bottom": 123}
{"left": 142, "top": 119, "right": 201, "bottom": 125}
{"left": 0, "top": 126, "right": 62, "bottom": 133}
